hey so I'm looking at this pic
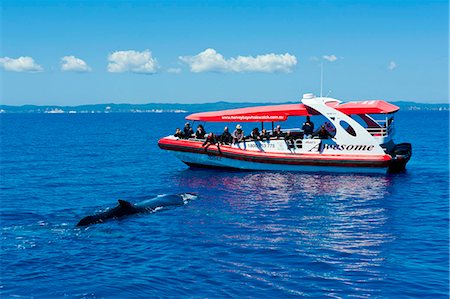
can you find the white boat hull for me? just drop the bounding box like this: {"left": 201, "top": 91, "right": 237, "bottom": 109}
{"left": 172, "top": 151, "right": 388, "bottom": 174}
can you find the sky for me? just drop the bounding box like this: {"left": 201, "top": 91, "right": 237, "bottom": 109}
{"left": 0, "top": 0, "right": 448, "bottom": 105}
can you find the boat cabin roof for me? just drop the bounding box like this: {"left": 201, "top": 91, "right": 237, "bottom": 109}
{"left": 186, "top": 100, "right": 399, "bottom": 122}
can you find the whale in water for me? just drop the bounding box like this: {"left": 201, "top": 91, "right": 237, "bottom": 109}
{"left": 77, "top": 193, "right": 198, "bottom": 226}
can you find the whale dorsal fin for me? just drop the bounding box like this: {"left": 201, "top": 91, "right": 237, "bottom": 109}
{"left": 118, "top": 199, "right": 133, "bottom": 208}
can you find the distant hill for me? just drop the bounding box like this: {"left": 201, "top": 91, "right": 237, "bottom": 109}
{"left": 0, "top": 100, "right": 448, "bottom": 113}
{"left": 388, "top": 101, "right": 449, "bottom": 111}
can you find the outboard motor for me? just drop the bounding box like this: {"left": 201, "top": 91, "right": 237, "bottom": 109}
{"left": 389, "top": 143, "right": 412, "bottom": 172}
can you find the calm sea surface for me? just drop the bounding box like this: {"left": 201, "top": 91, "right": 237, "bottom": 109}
{"left": 1, "top": 111, "right": 448, "bottom": 298}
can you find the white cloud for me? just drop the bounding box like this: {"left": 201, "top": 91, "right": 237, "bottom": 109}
{"left": 179, "top": 48, "right": 297, "bottom": 73}
{"left": 0, "top": 56, "right": 43, "bottom": 72}
{"left": 167, "top": 68, "right": 182, "bottom": 74}
{"left": 322, "top": 55, "right": 338, "bottom": 62}
{"left": 61, "top": 56, "right": 91, "bottom": 72}
{"left": 309, "top": 56, "right": 319, "bottom": 62}
{"left": 388, "top": 61, "right": 398, "bottom": 70}
{"left": 107, "top": 50, "right": 158, "bottom": 74}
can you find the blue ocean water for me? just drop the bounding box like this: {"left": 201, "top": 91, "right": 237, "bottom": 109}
{"left": 1, "top": 110, "right": 448, "bottom": 298}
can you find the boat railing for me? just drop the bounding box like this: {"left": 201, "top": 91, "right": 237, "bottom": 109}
{"left": 365, "top": 121, "right": 394, "bottom": 137}
{"left": 181, "top": 124, "right": 394, "bottom": 141}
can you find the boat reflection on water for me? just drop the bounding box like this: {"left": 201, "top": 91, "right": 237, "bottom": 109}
{"left": 171, "top": 170, "right": 395, "bottom": 296}
{"left": 173, "top": 169, "right": 392, "bottom": 203}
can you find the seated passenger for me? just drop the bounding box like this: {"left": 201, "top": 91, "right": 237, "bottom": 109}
{"left": 250, "top": 127, "right": 260, "bottom": 140}
{"left": 195, "top": 124, "right": 206, "bottom": 139}
{"left": 260, "top": 129, "right": 270, "bottom": 141}
{"left": 313, "top": 125, "right": 334, "bottom": 139}
{"left": 174, "top": 128, "right": 185, "bottom": 139}
{"left": 202, "top": 132, "right": 221, "bottom": 154}
{"left": 302, "top": 116, "right": 314, "bottom": 138}
{"left": 285, "top": 131, "right": 295, "bottom": 147}
{"left": 183, "top": 122, "right": 194, "bottom": 138}
{"left": 219, "top": 126, "right": 232, "bottom": 144}
{"left": 272, "top": 125, "right": 284, "bottom": 139}
{"left": 232, "top": 124, "right": 245, "bottom": 144}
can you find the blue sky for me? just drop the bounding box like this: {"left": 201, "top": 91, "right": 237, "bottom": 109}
{"left": 1, "top": 0, "right": 448, "bottom": 105}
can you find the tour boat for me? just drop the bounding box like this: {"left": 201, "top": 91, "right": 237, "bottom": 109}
{"left": 158, "top": 94, "right": 412, "bottom": 174}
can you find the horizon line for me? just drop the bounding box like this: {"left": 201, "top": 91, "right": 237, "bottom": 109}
{"left": 1, "top": 99, "right": 449, "bottom": 107}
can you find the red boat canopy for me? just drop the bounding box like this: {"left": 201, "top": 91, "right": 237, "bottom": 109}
{"left": 186, "top": 100, "right": 399, "bottom": 122}
{"left": 334, "top": 100, "right": 400, "bottom": 115}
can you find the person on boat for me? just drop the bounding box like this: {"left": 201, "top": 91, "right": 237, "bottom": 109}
{"left": 313, "top": 125, "right": 334, "bottom": 139}
{"left": 272, "top": 125, "right": 284, "bottom": 139}
{"left": 250, "top": 127, "right": 260, "bottom": 140}
{"left": 174, "top": 128, "right": 185, "bottom": 139}
{"left": 324, "top": 121, "right": 336, "bottom": 134}
{"left": 260, "top": 129, "right": 270, "bottom": 141}
{"left": 195, "top": 124, "right": 207, "bottom": 139}
{"left": 183, "top": 122, "right": 194, "bottom": 138}
{"left": 232, "top": 124, "right": 245, "bottom": 144}
{"left": 302, "top": 116, "right": 314, "bottom": 138}
{"left": 202, "top": 132, "right": 222, "bottom": 154}
{"left": 387, "top": 117, "right": 394, "bottom": 128}
{"left": 285, "top": 131, "right": 295, "bottom": 147}
{"left": 219, "top": 126, "right": 232, "bottom": 144}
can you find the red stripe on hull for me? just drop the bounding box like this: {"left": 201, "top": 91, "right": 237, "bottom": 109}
{"left": 158, "top": 138, "right": 391, "bottom": 168}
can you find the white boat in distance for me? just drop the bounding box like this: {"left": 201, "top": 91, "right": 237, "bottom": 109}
{"left": 158, "top": 93, "right": 412, "bottom": 174}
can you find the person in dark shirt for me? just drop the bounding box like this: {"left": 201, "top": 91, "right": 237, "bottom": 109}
{"left": 250, "top": 127, "right": 260, "bottom": 140}
{"left": 260, "top": 129, "right": 270, "bottom": 141}
{"left": 272, "top": 125, "right": 284, "bottom": 139}
{"left": 174, "top": 128, "right": 185, "bottom": 139}
{"left": 219, "top": 126, "right": 232, "bottom": 144}
{"left": 285, "top": 131, "right": 295, "bottom": 148}
{"left": 313, "top": 125, "right": 334, "bottom": 139}
{"left": 195, "top": 124, "right": 206, "bottom": 139}
{"left": 324, "top": 121, "right": 336, "bottom": 136}
{"left": 302, "top": 116, "right": 314, "bottom": 138}
{"left": 183, "top": 122, "right": 194, "bottom": 138}
{"left": 202, "top": 132, "right": 221, "bottom": 154}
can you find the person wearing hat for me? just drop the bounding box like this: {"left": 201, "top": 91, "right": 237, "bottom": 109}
{"left": 232, "top": 124, "right": 245, "bottom": 144}
{"left": 183, "top": 122, "right": 194, "bottom": 138}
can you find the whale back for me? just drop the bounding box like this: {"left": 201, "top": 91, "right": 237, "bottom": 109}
{"left": 76, "top": 199, "right": 138, "bottom": 226}
{"left": 118, "top": 199, "right": 134, "bottom": 208}
{"left": 135, "top": 193, "right": 196, "bottom": 211}
{"left": 77, "top": 193, "right": 198, "bottom": 226}
{"left": 77, "top": 215, "right": 101, "bottom": 226}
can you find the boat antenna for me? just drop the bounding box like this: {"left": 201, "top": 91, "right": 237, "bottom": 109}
{"left": 320, "top": 62, "right": 324, "bottom": 98}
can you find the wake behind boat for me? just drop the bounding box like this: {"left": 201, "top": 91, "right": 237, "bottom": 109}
{"left": 158, "top": 93, "right": 412, "bottom": 174}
